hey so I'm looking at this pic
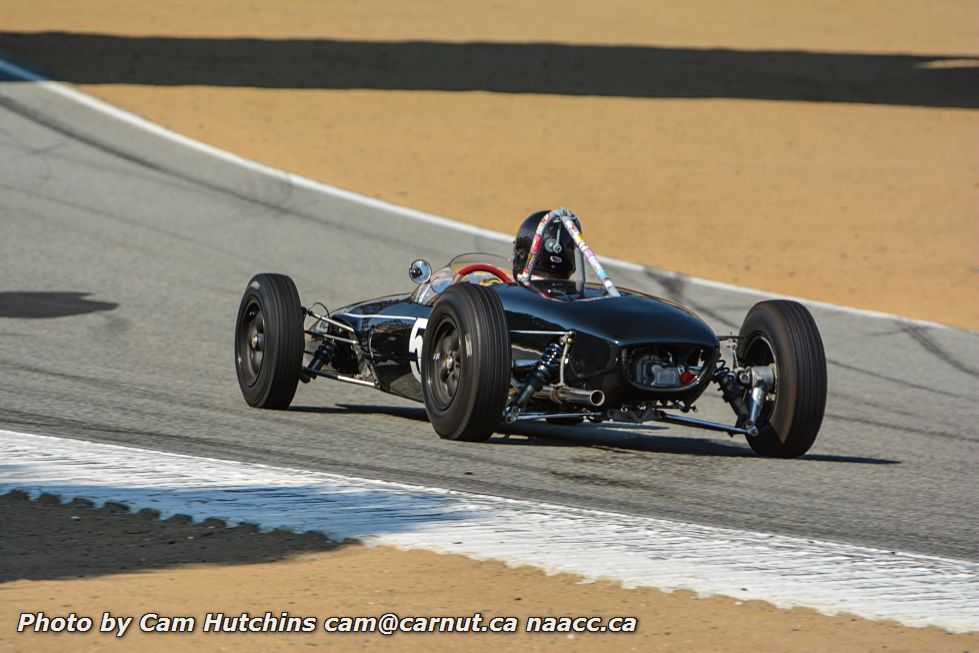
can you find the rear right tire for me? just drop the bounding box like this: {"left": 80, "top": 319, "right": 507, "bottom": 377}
{"left": 421, "top": 284, "right": 511, "bottom": 442}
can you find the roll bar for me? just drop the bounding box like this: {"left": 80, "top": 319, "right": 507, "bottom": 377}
{"left": 516, "top": 207, "right": 621, "bottom": 297}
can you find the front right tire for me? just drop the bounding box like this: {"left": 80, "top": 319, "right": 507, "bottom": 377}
{"left": 737, "top": 300, "right": 827, "bottom": 458}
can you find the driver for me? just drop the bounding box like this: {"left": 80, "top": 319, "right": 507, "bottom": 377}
{"left": 512, "top": 210, "right": 580, "bottom": 280}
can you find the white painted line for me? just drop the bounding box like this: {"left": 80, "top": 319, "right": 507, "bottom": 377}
{"left": 3, "top": 430, "right": 977, "bottom": 633}
{"left": 0, "top": 57, "right": 503, "bottom": 242}
{"left": 0, "top": 56, "right": 959, "bottom": 332}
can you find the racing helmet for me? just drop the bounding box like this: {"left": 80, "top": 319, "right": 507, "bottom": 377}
{"left": 512, "top": 210, "right": 579, "bottom": 280}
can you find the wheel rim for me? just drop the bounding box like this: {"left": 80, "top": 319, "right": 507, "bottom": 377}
{"left": 237, "top": 298, "right": 265, "bottom": 387}
{"left": 741, "top": 334, "right": 778, "bottom": 427}
{"left": 428, "top": 318, "right": 462, "bottom": 410}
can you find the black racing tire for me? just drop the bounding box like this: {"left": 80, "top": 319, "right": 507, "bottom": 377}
{"left": 546, "top": 416, "right": 585, "bottom": 426}
{"left": 235, "top": 273, "right": 304, "bottom": 409}
{"left": 737, "top": 300, "right": 827, "bottom": 458}
{"left": 421, "top": 284, "right": 511, "bottom": 442}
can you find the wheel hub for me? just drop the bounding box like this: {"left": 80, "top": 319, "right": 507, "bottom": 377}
{"left": 428, "top": 321, "right": 462, "bottom": 410}
{"left": 236, "top": 300, "right": 266, "bottom": 387}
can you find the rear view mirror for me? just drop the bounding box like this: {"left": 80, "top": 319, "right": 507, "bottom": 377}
{"left": 409, "top": 259, "right": 432, "bottom": 284}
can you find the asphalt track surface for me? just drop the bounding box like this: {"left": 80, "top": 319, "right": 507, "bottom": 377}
{"left": 1, "top": 77, "right": 977, "bottom": 562}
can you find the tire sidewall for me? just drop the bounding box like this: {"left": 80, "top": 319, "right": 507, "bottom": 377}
{"left": 236, "top": 285, "right": 273, "bottom": 405}
{"left": 420, "top": 284, "right": 510, "bottom": 441}
{"left": 736, "top": 300, "right": 826, "bottom": 457}
{"left": 234, "top": 274, "right": 302, "bottom": 408}
{"left": 422, "top": 291, "right": 479, "bottom": 434}
{"left": 738, "top": 307, "right": 798, "bottom": 443}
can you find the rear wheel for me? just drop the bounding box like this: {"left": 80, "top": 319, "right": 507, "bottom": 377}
{"left": 737, "top": 300, "right": 827, "bottom": 458}
{"left": 235, "top": 273, "right": 304, "bottom": 409}
{"left": 421, "top": 284, "right": 511, "bottom": 442}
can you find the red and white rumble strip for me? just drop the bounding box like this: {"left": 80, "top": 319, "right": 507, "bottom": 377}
{"left": 2, "top": 429, "right": 977, "bottom": 633}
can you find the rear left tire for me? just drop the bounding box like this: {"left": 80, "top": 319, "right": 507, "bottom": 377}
{"left": 235, "top": 273, "right": 304, "bottom": 409}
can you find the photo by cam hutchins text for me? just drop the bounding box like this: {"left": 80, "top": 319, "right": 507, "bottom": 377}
{"left": 16, "top": 611, "right": 640, "bottom": 636}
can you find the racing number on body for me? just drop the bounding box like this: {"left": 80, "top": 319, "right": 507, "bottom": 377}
{"left": 408, "top": 318, "right": 429, "bottom": 381}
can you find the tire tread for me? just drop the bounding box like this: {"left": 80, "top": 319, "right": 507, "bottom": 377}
{"left": 738, "top": 300, "right": 826, "bottom": 458}
{"left": 422, "top": 284, "right": 510, "bottom": 442}
{"left": 235, "top": 273, "right": 303, "bottom": 409}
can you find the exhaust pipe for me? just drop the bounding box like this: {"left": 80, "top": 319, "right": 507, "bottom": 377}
{"left": 534, "top": 385, "right": 605, "bottom": 407}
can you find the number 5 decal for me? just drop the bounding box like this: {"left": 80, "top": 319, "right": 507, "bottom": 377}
{"left": 408, "top": 318, "right": 429, "bottom": 382}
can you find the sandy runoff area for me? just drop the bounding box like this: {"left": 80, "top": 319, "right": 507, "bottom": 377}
{"left": 0, "top": 0, "right": 976, "bottom": 328}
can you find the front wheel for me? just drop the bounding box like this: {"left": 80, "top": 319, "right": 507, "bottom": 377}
{"left": 235, "top": 273, "right": 304, "bottom": 409}
{"left": 737, "top": 300, "right": 827, "bottom": 458}
{"left": 421, "top": 284, "right": 511, "bottom": 442}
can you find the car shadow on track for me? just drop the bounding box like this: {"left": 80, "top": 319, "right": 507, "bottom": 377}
{"left": 289, "top": 403, "right": 430, "bottom": 422}
{"left": 291, "top": 404, "right": 899, "bottom": 464}
{"left": 496, "top": 424, "right": 899, "bottom": 464}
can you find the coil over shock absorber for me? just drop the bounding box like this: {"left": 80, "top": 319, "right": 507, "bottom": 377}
{"left": 308, "top": 338, "right": 336, "bottom": 372}
{"left": 506, "top": 341, "right": 564, "bottom": 421}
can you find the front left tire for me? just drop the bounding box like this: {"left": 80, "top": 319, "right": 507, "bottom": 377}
{"left": 235, "top": 273, "right": 304, "bottom": 409}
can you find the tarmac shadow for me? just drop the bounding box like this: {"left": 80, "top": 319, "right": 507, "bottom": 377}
{"left": 495, "top": 423, "right": 899, "bottom": 464}
{"left": 0, "top": 291, "right": 117, "bottom": 319}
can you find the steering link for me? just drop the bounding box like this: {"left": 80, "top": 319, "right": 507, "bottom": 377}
{"left": 714, "top": 362, "right": 750, "bottom": 423}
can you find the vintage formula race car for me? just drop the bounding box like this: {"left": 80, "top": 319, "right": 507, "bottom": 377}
{"left": 235, "top": 208, "right": 827, "bottom": 458}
